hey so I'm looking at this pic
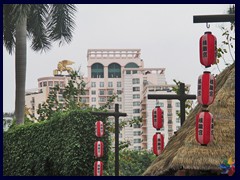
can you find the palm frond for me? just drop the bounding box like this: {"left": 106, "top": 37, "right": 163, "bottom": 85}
{"left": 3, "top": 4, "right": 16, "bottom": 54}
{"left": 27, "top": 4, "right": 51, "bottom": 52}
{"left": 11, "top": 4, "right": 32, "bottom": 26}
{"left": 47, "top": 4, "right": 77, "bottom": 45}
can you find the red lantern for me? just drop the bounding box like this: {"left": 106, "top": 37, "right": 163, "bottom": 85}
{"left": 94, "top": 161, "right": 103, "bottom": 176}
{"left": 196, "top": 111, "right": 214, "bottom": 145}
{"left": 152, "top": 106, "right": 163, "bottom": 130}
{"left": 199, "top": 31, "right": 217, "bottom": 67}
{"left": 95, "top": 121, "right": 104, "bottom": 137}
{"left": 197, "top": 71, "right": 216, "bottom": 106}
{"left": 152, "top": 133, "right": 164, "bottom": 156}
{"left": 94, "top": 141, "right": 104, "bottom": 158}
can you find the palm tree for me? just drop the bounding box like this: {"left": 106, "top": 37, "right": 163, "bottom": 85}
{"left": 3, "top": 4, "right": 77, "bottom": 124}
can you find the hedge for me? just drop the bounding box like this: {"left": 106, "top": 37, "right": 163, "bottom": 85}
{"left": 3, "top": 109, "right": 110, "bottom": 176}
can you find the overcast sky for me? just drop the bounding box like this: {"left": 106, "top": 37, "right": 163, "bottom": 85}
{"left": 3, "top": 4, "right": 234, "bottom": 113}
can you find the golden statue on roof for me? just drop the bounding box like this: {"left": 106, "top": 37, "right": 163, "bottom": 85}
{"left": 53, "top": 60, "right": 75, "bottom": 75}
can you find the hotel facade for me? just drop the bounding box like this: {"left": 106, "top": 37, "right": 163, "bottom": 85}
{"left": 26, "top": 49, "right": 189, "bottom": 150}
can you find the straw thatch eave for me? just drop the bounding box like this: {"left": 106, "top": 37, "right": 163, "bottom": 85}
{"left": 143, "top": 63, "right": 235, "bottom": 176}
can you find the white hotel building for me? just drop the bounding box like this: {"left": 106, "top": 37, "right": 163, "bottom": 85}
{"left": 26, "top": 49, "right": 189, "bottom": 150}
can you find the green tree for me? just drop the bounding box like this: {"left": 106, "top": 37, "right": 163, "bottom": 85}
{"left": 3, "top": 4, "right": 77, "bottom": 125}
{"left": 105, "top": 149, "right": 155, "bottom": 176}
{"left": 216, "top": 5, "right": 235, "bottom": 70}
{"left": 37, "top": 70, "right": 86, "bottom": 121}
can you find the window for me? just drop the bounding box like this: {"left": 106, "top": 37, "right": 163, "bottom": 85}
{"left": 133, "top": 131, "right": 141, "bottom": 136}
{"left": 133, "top": 94, "right": 140, "bottom": 99}
{"left": 133, "top": 87, "right": 140, "bottom": 91}
{"left": 133, "top": 109, "right": 140, "bottom": 113}
{"left": 126, "top": 70, "right": 131, "bottom": 74}
{"left": 48, "top": 81, "right": 53, "bottom": 87}
{"left": 91, "top": 82, "right": 96, "bottom": 87}
{"left": 43, "top": 81, "right": 47, "bottom": 87}
{"left": 108, "top": 63, "right": 121, "bottom": 78}
{"left": 133, "top": 101, "right": 140, "bottom": 106}
{"left": 59, "top": 89, "right": 64, "bottom": 94}
{"left": 99, "top": 97, "right": 106, "bottom": 102}
{"left": 58, "top": 95, "right": 64, "bottom": 102}
{"left": 134, "top": 146, "right": 141, "bottom": 150}
{"left": 100, "top": 82, "right": 104, "bottom": 87}
{"left": 117, "top": 97, "right": 122, "bottom": 102}
{"left": 157, "top": 102, "right": 164, "bottom": 107}
{"left": 176, "top": 118, "right": 180, "bottom": 123}
{"left": 108, "top": 82, "right": 113, "bottom": 87}
{"left": 168, "top": 125, "right": 173, "bottom": 130}
{"left": 81, "top": 98, "right": 87, "bottom": 103}
{"left": 91, "top": 97, "right": 96, "bottom": 102}
{"left": 133, "top": 124, "right": 141, "bottom": 128}
{"left": 99, "top": 90, "right": 104, "bottom": 95}
{"left": 39, "top": 82, "right": 42, "bottom": 87}
{"left": 133, "top": 139, "right": 141, "bottom": 143}
{"left": 117, "top": 90, "right": 122, "bottom": 95}
{"left": 54, "top": 81, "right": 59, "bottom": 86}
{"left": 175, "top": 102, "right": 180, "bottom": 107}
{"left": 167, "top": 103, "right": 172, "bottom": 108}
{"left": 132, "top": 78, "right": 140, "bottom": 84}
{"left": 108, "top": 90, "right": 113, "bottom": 95}
{"left": 117, "top": 82, "right": 121, "bottom": 87}
{"left": 125, "top": 62, "right": 139, "bottom": 75}
{"left": 125, "top": 62, "right": 139, "bottom": 68}
{"left": 60, "top": 81, "right": 64, "bottom": 87}
{"left": 91, "top": 63, "right": 104, "bottom": 78}
{"left": 91, "top": 90, "right": 96, "bottom": 95}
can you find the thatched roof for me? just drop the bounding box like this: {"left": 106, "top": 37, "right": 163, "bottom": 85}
{"left": 143, "top": 63, "right": 235, "bottom": 176}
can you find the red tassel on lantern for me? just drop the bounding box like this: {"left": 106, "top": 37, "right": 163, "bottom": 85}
{"left": 94, "top": 141, "right": 104, "bottom": 158}
{"left": 152, "top": 106, "right": 164, "bottom": 130}
{"left": 94, "top": 161, "right": 103, "bottom": 176}
{"left": 196, "top": 111, "right": 214, "bottom": 145}
{"left": 199, "top": 31, "right": 217, "bottom": 67}
{"left": 197, "top": 71, "right": 216, "bottom": 106}
{"left": 152, "top": 133, "right": 164, "bottom": 156}
{"left": 95, "top": 121, "right": 104, "bottom": 137}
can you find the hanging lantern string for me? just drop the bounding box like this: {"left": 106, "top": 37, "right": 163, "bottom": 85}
{"left": 206, "top": 22, "right": 210, "bottom": 29}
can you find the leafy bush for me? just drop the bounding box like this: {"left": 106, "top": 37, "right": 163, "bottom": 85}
{"left": 105, "top": 149, "right": 156, "bottom": 176}
{"left": 3, "top": 109, "right": 110, "bottom": 176}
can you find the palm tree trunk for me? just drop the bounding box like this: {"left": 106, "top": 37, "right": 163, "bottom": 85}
{"left": 15, "top": 17, "right": 27, "bottom": 125}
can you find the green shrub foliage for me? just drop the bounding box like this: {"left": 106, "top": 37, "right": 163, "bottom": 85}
{"left": 3, "top": 109, "right": 110, "bottom": 176}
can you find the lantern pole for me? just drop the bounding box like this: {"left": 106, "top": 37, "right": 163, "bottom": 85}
{"left": 92, "top": 104, "right": 127, "bottom": 176}
{"left": 193, "top": 14, "right": 235, "bottom": 23}
{"left": 148, "top": 83, "right": 196, "bottom": 126}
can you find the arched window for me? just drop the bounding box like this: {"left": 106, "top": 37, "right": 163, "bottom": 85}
{"left": 125, "top": 62, "right": 139, "bottom": 74}
{"left": 108, "top": 63, "right": 121, "bottom": 78}
{"left": 91, "top": 63, "right": 104, "bottom": 78}
{"left": 125, "top": 62, "right": 139, "bottom": 68}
